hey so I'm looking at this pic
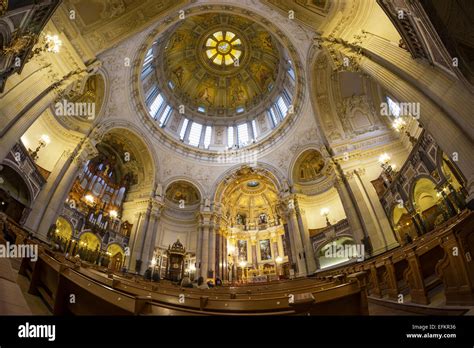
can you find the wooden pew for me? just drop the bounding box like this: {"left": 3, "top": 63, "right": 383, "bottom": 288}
{"left": 23, "top": 250, "right": 368, "bottom": 315}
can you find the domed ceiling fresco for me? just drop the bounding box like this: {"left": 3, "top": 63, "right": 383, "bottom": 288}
{"left": 158, "top": 13, "right": 283, "bottom": 117}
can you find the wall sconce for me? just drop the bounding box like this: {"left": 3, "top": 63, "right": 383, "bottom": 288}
{"left": 44, "top": 34, "right": 62, "bottom": 53}
{"left": 29, "top": 134, "right": 51, "bottom": 161}
{"left": 392, "top": 117, "right": 417, "bottom": 145}
{"left": 378, "top": 152, "right": 391, "bottom": 165}
{"left": 275, "top": 256, "right": 283, "bottom": 264}
{"left": 30, "top": 33, "right": 62, "bottom": 60}
{"left": 109, "top": 210, "right": 118, "bottom": 218}
{"left": 85, "top": 194, "right": 94, "bottom": 204}
{"left": 378, "top": 153, "right": 394, "bottom": 174}
{"left": 320, "top": 207, "right": 330, "bottom": 226}
{"left": 239, "top": 260, "right": 247, "bottom": 268}
{"left": 392, "top": 117, "right": 406, "bottom": 132}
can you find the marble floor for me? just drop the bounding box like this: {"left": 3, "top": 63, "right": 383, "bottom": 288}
{"left": 9, "top": 258, "right": 51, "bottom": 315}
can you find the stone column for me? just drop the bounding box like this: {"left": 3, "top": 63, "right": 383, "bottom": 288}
{"left": 356, "top": 48, "right": 474, "bottom": 205}
{"left": 295, "top": 205, "right": 317, "bottom": 274}
{"left": 199, "top": 212, "right": 212, "bottom": 279}
{"left": 195, "top": 216, "right": 203, "bottom": 278}
{"left": 36, "top": 139, "right": 98, "bottom": 240}
{"left": 24, "top": 148, "right": 76, "bottom": 232}
{"left": 251, "top": 239, "right": 258, "bottom": 269}
{"left": 0, "top": 69, "right": 87, "bottom": 162}
{"left": 333, "top": 170, "right": 366, "bottom": 245}
{"left": 125, "top": 212, "right": 141, "bottom": 271}
{"left": 343, "top": 169, "right": 392, "bottom": 254}
{"left": 287, "top": 201, "right": 307, "bottom": 277}
{"left": 129, "top": 203, "right": 151, "bottom": 274}
{"left": 208, "top": 217, "right": 216, "bottom": 279}
{"left": 354, "top": 168, "right": 398, "bottom": 250}
{"left": 140, "top": 198, "right": 164, "bottom": 271}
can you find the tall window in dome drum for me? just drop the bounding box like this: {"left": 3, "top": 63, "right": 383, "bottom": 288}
{"left": 188, "top": 122, "right": 203, "bottom": 146}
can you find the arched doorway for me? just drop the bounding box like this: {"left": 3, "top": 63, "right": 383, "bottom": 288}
{"left": 0, "top": 164, "right": 32, "bottom": 223}
{"left": 392, "top": 205, "right": 415, "bottom": 244}
{"left": 412, "top": 178, "right": 446, "bottom": 232}
{"left": 51, "top": 217, "right": 73, "bottom": 251}
{"left": 214, "top": 166, "right": 288, "bottom": 282}
{"left": 107, "top": 243, "right": 125, "bottom": 272}
{"left": 77, "top": 231, "right": 102, "bottom": 263}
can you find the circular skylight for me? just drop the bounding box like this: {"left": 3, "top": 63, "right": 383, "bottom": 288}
{"left": 205, "top": 31, "right": 242, "bottom": 66}
{"left": 247, "top": 180, "right": 260, "bottom": 188}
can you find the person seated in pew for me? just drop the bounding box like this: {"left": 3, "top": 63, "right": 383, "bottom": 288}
{"left": 2, "top": 224, "right": 15, "bottom": 244}
{"left": 152, "top": 271, "right": 160, "bottom": 282}
{"left": 215, "top": 277, "right": 222, "bottom": 287}
{"left": 207, "top": 279, "right": 214, "bottom": 288}
{"left": 404, "top": 233, "right": 413, "bottom": 245}
{"left": 144, "top": 267, "right": 152, "bottom": 280}
{"left": 180, "top": 276, "right": 193, "bottom": 288}
{"left": 195, "top": 276, "right": 209, "bottom": 289}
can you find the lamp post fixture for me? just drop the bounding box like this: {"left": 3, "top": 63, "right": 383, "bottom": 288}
{"left": 29, "top": 134, "right": 50, "bottom": 161}
{"left": 320, "top": 207, "right": 331, "bottom": 226}
{"left": 378, "top": 152, "right": 395, "bottom": 174}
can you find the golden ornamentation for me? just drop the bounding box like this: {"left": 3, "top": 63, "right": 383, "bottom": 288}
{"left": 3, "top": 34, "right": 34, "bottom": 55}
{"left": 0, "top": 0, "right": 7, "bottom": 16}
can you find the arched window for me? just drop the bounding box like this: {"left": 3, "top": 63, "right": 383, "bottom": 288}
{"left": 204, "top": 126, "right": 212, "bottom": 149}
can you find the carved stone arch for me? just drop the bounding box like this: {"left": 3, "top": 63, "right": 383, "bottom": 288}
{"left": 0, "top": 161, "right": 34, "bottom": 207}
{"left": 0, "top": 17, "right": 14, "bottom": 49}
{"left": 163, "top": 177, "right": 204, "bottom": 206}
{"left": 52, "top": 68, "right": 109, "bottom": 133}
{"left": 92, "top": 120, "right": 159, "bottom": 193}
{"left": 105, "top": 241, "right": 126, "bottom": 252}
{"left": 77, "top": 230, "right": 103, "bottom": 249}
{"left": 211, "top": 163, "right": 285, "bottom": 204}
{"left": 56, "top": 214, "right": 75, "bottom": 232}
{"left": 288, "top": 144, "right": 330, "bottom": 186}
{"left": 408, "top": 174, "right": 438, "bottom": 212}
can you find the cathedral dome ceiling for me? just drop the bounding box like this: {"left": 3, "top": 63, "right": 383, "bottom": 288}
{"left": 133, "top": 5, "right": 305, "bottom": 159}
{"left": 158, "top": 13, "right": 284, "bottom": 120}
